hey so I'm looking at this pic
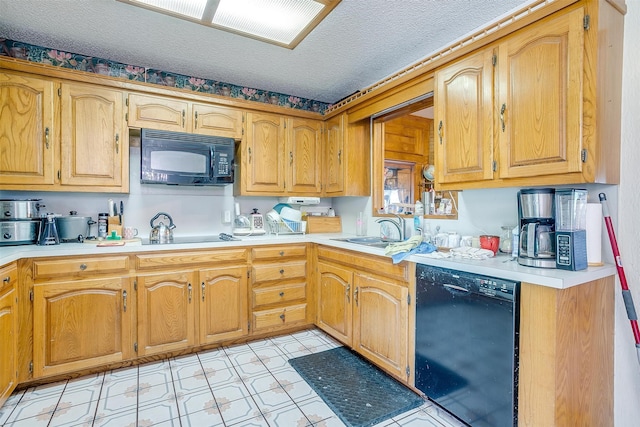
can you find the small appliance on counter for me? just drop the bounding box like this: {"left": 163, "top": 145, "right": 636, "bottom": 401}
{"left": 0, "top": 199, "right": 43, "bottom": 246}
{"left": 38, "top": 213, "right": 60, "bottom": 246}
{"left": 232, "top": 203, "right": 252, "bottom": 236}
{"left": 248, "top": 208, "right": 266, "bottom": 235}
{"left": 149, "top": 212, "right": 175, "bottom": 244}
{"left": 517, "top": 188, "right": 556, "bottom": 268}
{"left": 555, "top": 188, "right": 588, "bottom": 270}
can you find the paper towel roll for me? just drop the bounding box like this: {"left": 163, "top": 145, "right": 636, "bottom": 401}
{"left": 586, "top": 203, "right": 603, "bottom": 265}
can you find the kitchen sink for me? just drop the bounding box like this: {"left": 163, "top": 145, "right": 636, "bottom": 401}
{"left": 331, "top": 236, "right": 397, "bottom": 248}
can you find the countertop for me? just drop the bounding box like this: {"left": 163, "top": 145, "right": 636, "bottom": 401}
{"left": 0, "top": 233, "right": 615, "bottom": 289}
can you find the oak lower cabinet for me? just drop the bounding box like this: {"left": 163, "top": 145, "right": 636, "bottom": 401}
{"left": 250, "top": 244, "right": 310, "bottom": 333}
{"left": 316, "top": 246, "right": 412, "bottom": 383}
{"left": 135, "top": 249, "right": 249, "bottom": 356}
{"left": 31, "top": 255, "right": 133, "bottom": 378}
{"left": 0, "top": 263, "right": 18, "bottom": 406}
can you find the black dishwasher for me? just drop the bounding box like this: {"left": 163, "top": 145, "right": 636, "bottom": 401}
{"left": 415, "top": 264, "right": 519, "bottom": 427}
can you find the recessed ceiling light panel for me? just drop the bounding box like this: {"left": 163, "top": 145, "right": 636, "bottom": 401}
{"left": 118, "top": 0, "right": 340, "bottom": 48}
{"left": 212, "top": 0, "right": 324, "bottom": 45}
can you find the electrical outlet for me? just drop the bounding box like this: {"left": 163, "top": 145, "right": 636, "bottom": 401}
{"left": 223, "top": 210, "right": 231, "bottom": 224}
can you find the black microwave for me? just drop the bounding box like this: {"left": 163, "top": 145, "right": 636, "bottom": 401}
{"left": 140, "top": 129, "right": 235, "bottom": 186}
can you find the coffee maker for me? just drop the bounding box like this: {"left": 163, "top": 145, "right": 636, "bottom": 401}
{"left": 555, "top": 189, "right": 588, "bottom": 270}
{"left": 517, "top": 188, "right": 556, "bottom": 268}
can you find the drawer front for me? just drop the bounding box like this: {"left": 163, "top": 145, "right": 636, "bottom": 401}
{"left": 251, "top": 245, "right": 306, "bottom": 260}
{"left": 33, "top": 256, "right": 130, "bottom": 279}
{"left": 0, "top": 263, "right": 17, "bottom": 294}
{"left": 252, "top": 304, "right": 307, "bottom": 332}
{"left": 253, "top": 282, "right": 306, "bottom": 308}
{"left": 252, "top": 261, "right": 306, "bottom": 283}
{"left": 136, "top": 249, "right": 249, "bottom": 270}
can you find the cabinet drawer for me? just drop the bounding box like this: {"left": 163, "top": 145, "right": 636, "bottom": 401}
{"left": 0, "top": 263, "right": 17, "bottom": 294}
{"left": 251, "top": 245, "right": 306, "bottom": 260}
{"left": 253, "top": 282, "right": 306, "bottom": 308}
{"left": 252, "top": 304, "right": 307, "bottom": 331}
{"left": 252, "top": 261, "right": 306, "bottom": 283}
{"left": 136, "top": 249, "right": 249, "bottom": 270}
{"left": 33, "top": 256, "right": 130, "bottom": 279}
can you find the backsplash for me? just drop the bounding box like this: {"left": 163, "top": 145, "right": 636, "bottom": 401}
{"left": 0, "top": 38, "right": 329, "bottom": 114}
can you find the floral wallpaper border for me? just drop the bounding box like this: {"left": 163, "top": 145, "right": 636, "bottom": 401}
{"left": 0, "top": 39, "right": 330, "bottom": 114}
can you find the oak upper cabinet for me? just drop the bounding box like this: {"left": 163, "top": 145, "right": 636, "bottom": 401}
{"left": 235, "top": 111, "right": 286, "bottom": 194}
{"left": 199, "top": 265, "right": 248, "bottom": 345}
{"left": 127, "top": 93, "right": 189, "bottom": 132}
{"left": 127, "top": 94, "right": 243, "bottom": 139}
{"left": 0, "top": 263, "right": 18, "bottom": 406}
{"left": 31, "top": 254, "right": 133, "bottom": 378}
{"left": 435, "top": 48, "right": 494, "bottom": 184}
{"left": 60, "top": 82, "right": 128, "bottom": 189}
{"left": 353, "top": 272, "right": 409, "bottom": 381}
{"left": 316, "top": 246, "right": 412, "bottom": 383}
{"left": 0, "top": 72, "right": 56, "bottom": 186}
{"left": 286, "top": 117, "right": 322, "bottom": 194}
{"left": 137, "top": 271, "right": 197, "bottom": 356}
{"left": 496, "top": 7, "right": 584, "bottom": 179}
{"left": 317, "top": 261, "right": 352, "bottom": 346}
{"left": 323, "top": 113, "right": 370, "bottom": 196}
{"left": 192, "top": 103, "right": 243, "bottom": 139}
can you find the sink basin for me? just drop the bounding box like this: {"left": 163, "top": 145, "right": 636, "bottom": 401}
{"left": 331, "top": 236, "right": 397, "bottom": 248}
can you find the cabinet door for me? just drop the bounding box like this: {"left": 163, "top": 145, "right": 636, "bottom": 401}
{"left": 317, "top": 262, "right": 352, "bottom": 346}
{"left": 199, "top": 266, "right": 248, "bottom": 345}
{"left": 137, "top": 272, "right": 197, "bottom": 356}
{"left": 33, "top": 277, "right": 133, "bottom": 378}
{"left": 435, "top": 48, "right": 494, "bottom": 184}
{"left": 127, "top": 93, "right": 188, "bottom": 132}
{"left": 60, "top": 83, "right": 126, "bottom": 188}
{"left": 193, "top": 103, "right": 243, "bottom": 139}
{"left": 353, "top": 273, "right": 408, "bottom": 381}
{"left": 287, "top": 118, "right": 322, "bottom": 194}
{"left": 323, "top": 114, "right": 345, "bottom": 195}
{"left": 0, "top": 72, "right": 56, "bottom": 186}
{"left": 0, "top": 287, "right": 17, "bottom": 405}
{"left": 243, "top": 112, "right": 286, "bottom": 193}
{"left": 497, "top": 8, "right": 584, "bottom": 178}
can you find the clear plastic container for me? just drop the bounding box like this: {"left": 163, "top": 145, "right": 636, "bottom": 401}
{"left": 499, "top": 225, "right": 513, "bottom": 253}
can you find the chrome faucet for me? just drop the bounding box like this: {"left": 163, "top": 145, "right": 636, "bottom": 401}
{"left": 376, "top": 214, "right": 406, "bottom": 241}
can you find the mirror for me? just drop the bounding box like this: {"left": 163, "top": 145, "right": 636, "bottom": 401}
{"left": 372, "top": 95, "right": 458, "bottom": 219}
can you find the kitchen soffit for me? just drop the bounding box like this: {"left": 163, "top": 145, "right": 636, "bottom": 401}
{"left": 117, "top": 0, "right": 341, "bottom": 49}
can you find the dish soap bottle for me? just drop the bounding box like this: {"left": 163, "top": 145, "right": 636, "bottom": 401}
{"left": 413, "top": 200, "right": 424, "bottom": 236}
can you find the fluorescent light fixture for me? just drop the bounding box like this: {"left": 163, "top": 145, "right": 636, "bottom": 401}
{"left": 119, "top": 0, "right": 341, "bottom": 49}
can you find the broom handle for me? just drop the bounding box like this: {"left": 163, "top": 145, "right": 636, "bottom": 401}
{"left": 599, "top": 193, "right": 640, "bottom": 365}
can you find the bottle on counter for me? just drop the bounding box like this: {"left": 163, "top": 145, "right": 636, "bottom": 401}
{"left": 413, "top": 200, "right": 424, "bottom": 236}
{"left": 511, "top": 226, "right": 520, "bottom": 258}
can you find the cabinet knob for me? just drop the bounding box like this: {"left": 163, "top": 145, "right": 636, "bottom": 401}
{"left": 279, "top": 313, "right": 285, "bottom": 321}
{"left": 279, "top": 251, "right": 284, "bottom": 256}
{"left": 279, "top": 291, "right": 285, "bottom": 297}
{"left": 3, "top": 276, "right": 9, "bottom": 284}
{"left": 79, "top": 264, "right": 87, "bottom": 270}
{"left": 279, "top": 269, "right": 285, "bottom": 274}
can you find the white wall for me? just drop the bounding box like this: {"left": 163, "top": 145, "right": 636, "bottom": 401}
{"left": 615, "top": 1, "right": 640, "bottom": 425}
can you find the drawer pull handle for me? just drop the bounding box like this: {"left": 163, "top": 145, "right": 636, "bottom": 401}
{"left": 3, "top": 276, "right": 10, "bottom": 284}
{"left": 354, "top": 287, "right": 359, "bottom": 306}
{"left": 279, "top": 313, "right": 285, "bottom": 321}
{"left": 438, "top": 120, "right": 443, "bottom": 144}
{"left": 45, "top": 127, "right": 50, "bottom": 149}
{"left": 201, "top": 282, "right": 205, "bottom": 302}
{"left": 279, "top": 269, "right": 284, "bottom": 274}
{"left": 279, "top": 251, "right": 284, "bottom": 256}
{"left": 500, "top": 103, "right": 506, "bottom": 132}
{"left": 279, "top": 291, "right": 285, "bottom": 297}
{"left": 80, "top": 264, "right": 87, "bottom": 271}
{"left": 346, "top": 284, "right": 350, "bottom": 303}
{"left": 188, "top": 283, "right": 192, "bottom": 303}
{"left": 123, "top": 290, "right": 127, "bottom": 312}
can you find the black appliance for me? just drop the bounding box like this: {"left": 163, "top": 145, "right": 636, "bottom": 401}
{"left": 141, "top": 128, "right": 235, "bottom": 186}
{"left": 415, "top": 264, "right": 520, "bottom": 426}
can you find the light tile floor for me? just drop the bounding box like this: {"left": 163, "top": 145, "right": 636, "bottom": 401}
{"left": 0, "top": 329, "right": 465, "bottom": 427}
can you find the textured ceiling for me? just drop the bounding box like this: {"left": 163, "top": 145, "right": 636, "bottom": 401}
{"left": 0, "top": 0, "right": 529, "bottom": 104}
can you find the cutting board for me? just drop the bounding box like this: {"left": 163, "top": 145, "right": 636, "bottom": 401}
{"left": 84, "top": 238, "right": 142, "bottom": 246}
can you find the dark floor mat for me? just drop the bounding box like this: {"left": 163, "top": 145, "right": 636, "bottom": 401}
{"left": 289, "top": 346, "right": 424, "bottom": 427}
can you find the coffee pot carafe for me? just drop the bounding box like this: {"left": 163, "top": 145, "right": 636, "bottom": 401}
{"left": 517, "top": 188, "right": 556, "bottom": 268}
{"left": 38, "top": 213, "right": 60, "bottom": 246}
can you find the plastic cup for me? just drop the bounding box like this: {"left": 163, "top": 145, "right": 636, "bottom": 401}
{"left": 479, "top": 235, "right": 500, "bottom": 254}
